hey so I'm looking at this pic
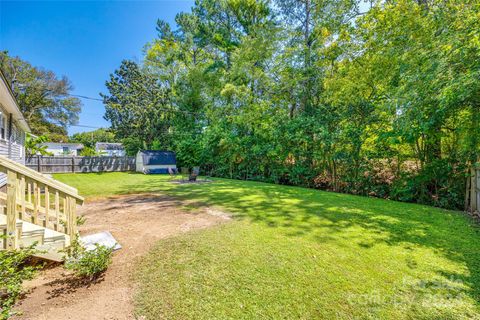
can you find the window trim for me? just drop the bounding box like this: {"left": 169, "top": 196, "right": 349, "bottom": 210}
{"left": 0, "top": 112, "right": 7, "bottom": 141}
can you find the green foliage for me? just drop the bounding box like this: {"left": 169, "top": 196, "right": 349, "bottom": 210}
{"left": 121, "top": 137, "right": 144, "bottom": 156}
{"left": 64, "top": 238, "right": 113, "bottom": 279}
{"left": 101, "top": 60, "right": 173, "bottom": 155}
{"left": 0, "top": 51, "right": 81, "bottom": 141}
{"left": 103, "top": 0, "right": 480, "bottom": 209}
{"left": 52, "top": 173, "right": 480, "bottom": 319}
{"left": 78, "top": 146, "right": 98, "bottom": 156}
{"left": 0, "top": 244, "right": 38, "bottom": 319}
{"left": 25, "top": 134, "right": 53, "bottom": 156}
{"left": 69, "top": 128, "right": 117, "bottom": 149}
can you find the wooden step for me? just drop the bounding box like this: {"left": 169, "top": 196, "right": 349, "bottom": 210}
{"left": 33, "top": 250, "right": 65, "bottom": 262}
{"left": 19, "top": 232, "right": 44, "bottom": 248}
{"left": 0, "top": 214, "right": 23, "bottom": 249}
{"left": 0, "top": 213, "right": 70, "bottom": 261}
{"left": 36, "top": 231, "right": 68, "bottom": 262}
{"left": 0, "top": 155, "right": 83, "bottom": 261}
{"left": 25, "top": 220, "right": 69, "bottom": 261}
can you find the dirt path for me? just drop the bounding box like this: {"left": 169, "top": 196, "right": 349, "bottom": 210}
{"left": 15, "top": 194, "right": 229, "bottom": 320}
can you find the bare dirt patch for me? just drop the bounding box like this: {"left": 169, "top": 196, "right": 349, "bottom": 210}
{"left": 15, "top": 194, "right": 229, "bottom": 320}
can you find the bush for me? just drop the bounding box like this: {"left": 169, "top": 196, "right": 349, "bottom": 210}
{"left": 0, "top": 243, "right": 38, "bottom": 319}
{"left": 64, "top": 238, "right": 113, "bottom": 279}
{"left": 390, "top": 159, "right": 466, "bottom": 210}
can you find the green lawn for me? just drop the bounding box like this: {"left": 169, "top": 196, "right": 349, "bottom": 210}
{"left": 54, "top": 172, "right": 480, "bottom": 319}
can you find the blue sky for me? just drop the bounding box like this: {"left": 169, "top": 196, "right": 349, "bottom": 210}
{"left": 0, "top": 0, "right": 194, "bottom": 135}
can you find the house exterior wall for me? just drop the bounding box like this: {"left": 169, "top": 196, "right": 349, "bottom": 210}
{"left": 0, "top": 104, "right": 26, "bottom": 164}
{"left": 99, "top": 149, "right": 126, "bottom": 157}
{"left": 95, "top": 143, "right": 126, "bottom": 157}
{"left": 43, "top": 144, "right": 82, "bottom": 156}
{"left": 9, "top": 121, "right": 25, "bottom": 164}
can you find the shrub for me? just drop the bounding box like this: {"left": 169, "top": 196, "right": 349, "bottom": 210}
{"left": 0, "top": 242, "right": 38, "bottom": 319}
{"left": 64, "top": 238, "right": 113, "bottom": 279}
{"left": 390, "top": 159, "right": 466, "bottom": 210}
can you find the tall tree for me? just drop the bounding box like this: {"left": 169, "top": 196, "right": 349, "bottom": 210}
{"left": 0, "top": 51, "right": 82, "bottom": 141}
{"left": 102, "top": 60, "right": 172, "bottom": 152}
{"left": 103, "top": 0, "right": 480, "bottom": 209}
{"left": 69, "top": 128, "right": 117, "bottom": 149}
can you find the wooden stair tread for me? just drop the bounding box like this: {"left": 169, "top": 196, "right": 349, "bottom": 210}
{"left": 1, "top": 213, "right": 70, "bottom": 261}
{"left": 0, "top": 213, "right": 22, "bottom": 229}
{"left": 0, "top": 155, "right": 82, "bottom": 261}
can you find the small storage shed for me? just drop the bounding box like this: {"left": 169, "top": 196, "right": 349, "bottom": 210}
{"left": 136, "top": 150, "right": 177, "bottom": 174}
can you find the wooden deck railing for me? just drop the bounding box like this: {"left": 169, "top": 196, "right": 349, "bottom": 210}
{"left": 0, "top": 156, "right": 84, "bottom": 249}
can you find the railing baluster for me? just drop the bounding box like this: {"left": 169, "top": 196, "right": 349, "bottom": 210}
{"left": 33, "top": 181, "right": 39, "bottom": 224}
{"left": 15, "top": 177, "right": 20, "bottom": 220}
{"left": 20, "top": 176, "right": 26, "bottom": 220}
{"left": 61, "top": 197, "right": 66, "bottom": 233}
{"left": 27, "top": 180, "right": 32, "bottom": 203}
{"left": 0, "top": 155, "right": 83, "bottom": 251}
{"left": 65, "top": 196, "right": 77, "bottom": 239}
{"left": 55, "top": 191, "right": 60, "bottom": 231}
{"left": 44, "top": 185, "right": 50, "bottom": 228}
{"left": 6, "top": 170, "right": 18, "bottom": 249}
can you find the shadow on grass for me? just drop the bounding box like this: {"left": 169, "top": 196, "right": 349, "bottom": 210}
{"left": 112, "top": 174, "right": 480, "bottom": 307}
{"left": 62, "top": 173, "right": 480, "bottom": 305}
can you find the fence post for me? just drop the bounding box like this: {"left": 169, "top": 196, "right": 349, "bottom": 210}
{"left": 471, "top": 168, "right": 477, "bottom": 212}
{"left": 6, "top": 170, "right": 18, "bottom": 249}
{"left": 72, "top": 157, "right": 75, "bottom": 173}
{"left": 476, "top": 168, "right": 480, "bottom": 213}
{"left": 37, "top": 155, "right": 41, "bottom": 173}
{"left": 465, "top": 173, "right": 471, "bottom": 211}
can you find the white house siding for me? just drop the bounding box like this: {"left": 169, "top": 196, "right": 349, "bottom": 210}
{"left": 42, "top": 143, "right": 83, "bottom": 156}
{"left": 0, "top": 106, "right": 27, "bottom": 186}
{"left": 95, "top": 143, "right": 126, "bottom": 157}
{"left": 0, "top": 105, "right": 26, "bottom": 164}
{"left": 47, "top": 146, "right": 78, "bottom": 156}
{"left": 0, "top": 139, "right": 8, "bottom": 160}
{"left": 0, "top": 104, "right": 9, "bottom": 160}
{"left": 10, "top": 122, "right": 25, "bottom": 164}
{"left": 101, "top": 149, "right": 126, "bottom": 157}
{"left": 0, "top": 70, "right": 29, "bottom": 189}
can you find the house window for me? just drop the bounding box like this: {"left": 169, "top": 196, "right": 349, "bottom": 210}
{"left": 0, "top": 113, "right": 6, "bottom": 140}
{"left": 62, "top": 146, "right": 70, "bottom": 155}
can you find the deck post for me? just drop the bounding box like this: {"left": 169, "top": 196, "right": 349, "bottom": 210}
{"left": 66, "top": 196, "right": 77, "bottom": 239}
{"left": 6, "top": 170, "right": 18, "bottom": 249}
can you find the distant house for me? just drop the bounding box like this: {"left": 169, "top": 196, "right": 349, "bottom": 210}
{"left": 41, "top": 143, "right": 84, "bottom": 156}
{"left": 0, "top": 70, "right": 30, "bottom": 165}
{"left": 95, "top": 142, "right": 125, "bottom": 157}
{"left": 136, "top": 150, "right": 177, "bottom": 174}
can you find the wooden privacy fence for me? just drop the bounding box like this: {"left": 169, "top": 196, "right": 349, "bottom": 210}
{"left": 26, "top": 156, "right": 136, "bottom": 173}
{"left": 466, "top": 166, "right": 480, "bottom": 215}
